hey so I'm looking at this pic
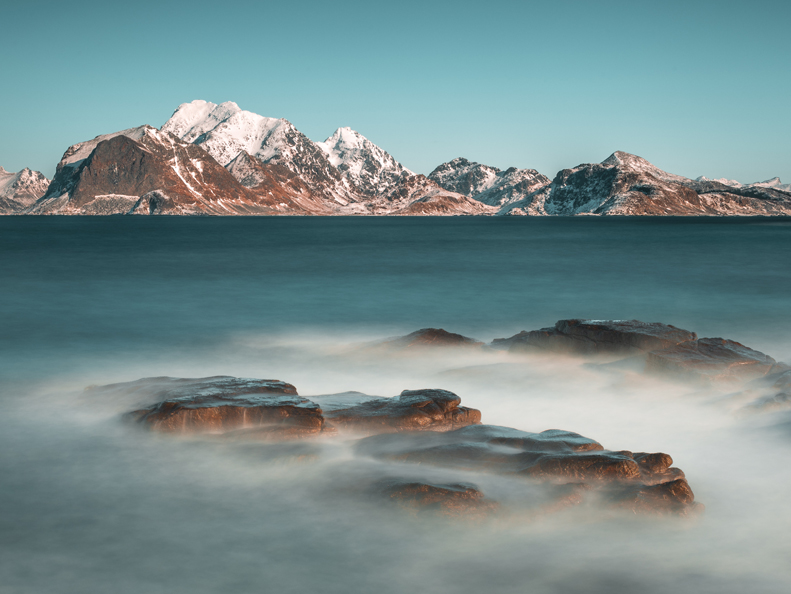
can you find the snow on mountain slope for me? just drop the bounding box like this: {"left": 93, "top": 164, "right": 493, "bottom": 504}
{"left": 696, "top": 175, "right": 791, "bottom": 193}
{"left": 162, "top": 100, "right": 358, "bottom": 207}
{"left": 500, "top": 151, "right": 791, "bottom": 216}
{"left": 316, "top": 127, "right": 413, "bottom": 196}
{"left": 0, "top": 166, "right": 50, "bottom": 213}
{"left": 225, "top": 151, "right": 336, "bottom": 215}
{"left": 27, "top": 126, "right": 296, "bottom": 215}
{"left": 428, "top": 157, "right": 550, "bottom": 207}
{"left": 375, "top": 174, "right": 496, "bottom": 216}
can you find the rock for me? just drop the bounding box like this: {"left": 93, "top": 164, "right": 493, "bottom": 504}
{"left": 379, "top": 328, "right": 484, "bottom": 350}
{"left": 372, "top": 478, "right": 498, "bottom": 518}
{"left": 646, "top": 337, "right": 783, "bottom": 382}
{"left": 492, "top": 319, "right": 697, "bottom": 355}
{"left": 113, "top": 378, "right": 479, "bottom": 438}
{"left": 126, "top": 376, "right": 325, "bottom": 437}
{"left": 735, "top": 369, "right": 791, "bottom": 414}
{"left": 314, "top": 389, "right": 481, "bottom": 434}
{"left": 611, "top": 478, "right": 702, "bottom": 516}
{"left": 355, "top": 425, "right": 697, "bottom": 515}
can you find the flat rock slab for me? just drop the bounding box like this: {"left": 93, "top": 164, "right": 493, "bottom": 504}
{"left": 126, "top": 376, "right": 323, "bottom": 437}
{"left": 646, "top": 338, "right": 783, "bottom": 382}
{"left": 355, "top": 425, "right": 696, "bottom": 515}
{"left": 493, "top": 319, "right": 697, "bottom": 355}
{"left": 92, "top": 375, "right": 298, "bottom": 403}
{"left": 112, "top": 379, "right": 480, "bottom": 438}
{"left": 314, "top": 389, "right": 482, "bottom": 434}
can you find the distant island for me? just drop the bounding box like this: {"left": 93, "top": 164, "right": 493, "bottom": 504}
{"left": 3, "top": 100, "right": 790, "bottom": 216}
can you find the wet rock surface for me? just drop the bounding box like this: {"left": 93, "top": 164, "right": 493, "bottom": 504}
{"left": 372, "top": 478, "right": 498, "bottom": 517}
{"left": 126, "top": 376, "right": 324, "bottom": 437}
{"left": 494, "top": 319, "right": 787, "bottom": 384}
{"left": 315, "top": 389, "right": 482, "bottom": 434}
{"left": 355, "top": 425, "right": 697, "bottom": 515}
{"left": 646, "top": 338, "right": 784, "bottom": 382}
{"left": 741, "top": 370, "right": 791, "bottom": 413}
{"left": 377, "top": 328, "right": 484, "bottom": 350}
{"left": 106, "top": 356, "right": 706, "bottom": 519}
{"left": 493, "top": 319, "right": 697, "bottom": 355}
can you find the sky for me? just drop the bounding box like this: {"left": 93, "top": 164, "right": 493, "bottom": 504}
{"left": 1, "top": 0, "right": 789, "bottom": 183}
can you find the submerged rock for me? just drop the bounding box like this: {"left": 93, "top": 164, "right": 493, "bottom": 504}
{"left": 646, "top": 338, "right": 785, "bottom": 382}
{"left": 494, "top": 319, "right": 786, "bottom": 385}
{"left": 372, "top": 478, "right": 498, "bottom": 517}
{"left": 377, "top": 328, "right": 484, "bottom": 350}
{"left": 492, "top": 319, "right": 697, "bottom": 355}
{"left": 736, "top": 369, "right": 791, "bottom": 414}
{"left": 355, "top": 425, "right": 696, "bottom": 515}
{"left": 314, "top": 389, "right": 481, "bottom": 434}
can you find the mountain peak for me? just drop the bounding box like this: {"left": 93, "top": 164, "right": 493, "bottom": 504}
{"left": 601, "top": 151, "right": 651, "bottom": 167}
{"left": 316, "top": 127, "right": 413, "bottom": 195}
{"left": 428, "top": 157, "right": 548, "bottom": 207}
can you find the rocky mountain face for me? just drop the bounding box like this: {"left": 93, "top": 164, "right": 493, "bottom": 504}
{"left": 429, "top": 157, "right": 550, "bottom": 207}
{"left": 0, "top": 166, "right": 50, "bottom": 213}
{"left": 500, "top": 151, "right": 791, "bottom": 216}
{"left": 376, "top": 174, "right": 495, "bottom": 216}
{"left": 26, "top": 126, "right": 292, "bottom": 215}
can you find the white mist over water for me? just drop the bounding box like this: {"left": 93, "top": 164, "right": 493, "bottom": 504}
{"left": 3, "top": 338, "right": 791, "bottom": 594}
{"left": 1, "top": 217, "right": 790, "bottom": 593}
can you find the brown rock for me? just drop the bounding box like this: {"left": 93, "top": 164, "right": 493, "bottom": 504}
{"left": 612, "top": 478, "right": 702, "bottom": 516}
{"left": 492, "top": 319, "right": 697, "bottom": 355}
{"left": 379, "top": 328, "right": 484, "bottom": 350}
{"left": 373, "top": 479, "right": 498, "bottom": 518}
{"left": 646, "top": 337, "right": 781, "bottom": 382}
{"left": 315, "top": 389, "right": 481, "bottom": 434}
{"left": 355, "top": 425, "right": 697, "bottom": 515}
{"left": 126, "top": 376, "right": 324, "bottom": 437}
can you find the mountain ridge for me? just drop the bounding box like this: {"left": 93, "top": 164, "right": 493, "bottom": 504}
{"left": 11, "top": 100, "right": 791, "bottom": 217}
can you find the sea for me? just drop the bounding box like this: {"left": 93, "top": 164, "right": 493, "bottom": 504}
{"left": 1, "top": 216, "right": 790, "bottom": 594}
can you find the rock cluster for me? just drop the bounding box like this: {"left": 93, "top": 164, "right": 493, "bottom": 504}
{"left": 103, "top": 369, "right": 701, "bottom": 519}
{"left": 494, "top": 319, "right": 787, "bottom": 383}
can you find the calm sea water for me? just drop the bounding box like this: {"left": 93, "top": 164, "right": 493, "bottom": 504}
{"left": 1, "top": 216, "right": 790, "bottom": 380}
{"left": 1, "top": 216, "right": 790, "bottom": 594}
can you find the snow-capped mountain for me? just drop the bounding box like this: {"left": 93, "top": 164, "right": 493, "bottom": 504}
{"left": 696, "top": 175, "right": 791, "bottom": 193}
{"left": 11, "top": 99, "right": 791, "bottom": 217}
{"left": 0, "top": 166, "right": 50, "bottom": 213}
{"left": 428, "top": 157, "right": 550, "bottom": 207}
{"left": 501, "top": 151, "right": 791, "bottom": 216}
{"left": 316, "top": 127, "right": 413, "bottom": 196}
{"left": 162, "top": 100, "right": 465, "bottom": 215}
{"left": 26, "top": 126, "right": 291, "bottom": 215}
{"left": 162, "top": 100, "right": 360, "bottom": 208}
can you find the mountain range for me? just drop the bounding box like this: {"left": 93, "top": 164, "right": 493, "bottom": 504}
{"left": 3, "top": 100, "right": 790, "bottom": 216}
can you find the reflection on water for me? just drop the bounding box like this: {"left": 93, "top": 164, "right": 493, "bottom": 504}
{"left": 1, "top": 217, "right": 790, "bottom": 593}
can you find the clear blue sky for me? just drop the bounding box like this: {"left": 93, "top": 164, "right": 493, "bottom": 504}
{"left": 1, "top": 0, "right": 789, "bottom": 183}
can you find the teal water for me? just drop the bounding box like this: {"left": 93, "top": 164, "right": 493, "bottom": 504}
{"left": 1, "top": 216, "right": 790, "bottom": 379}
{"left": 1, "top": 217, "right": 790, "bottom": 594}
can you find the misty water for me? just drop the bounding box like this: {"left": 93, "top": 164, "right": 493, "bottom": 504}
{"left": 1, "top": 216, "right": 790, "bottom": 593}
